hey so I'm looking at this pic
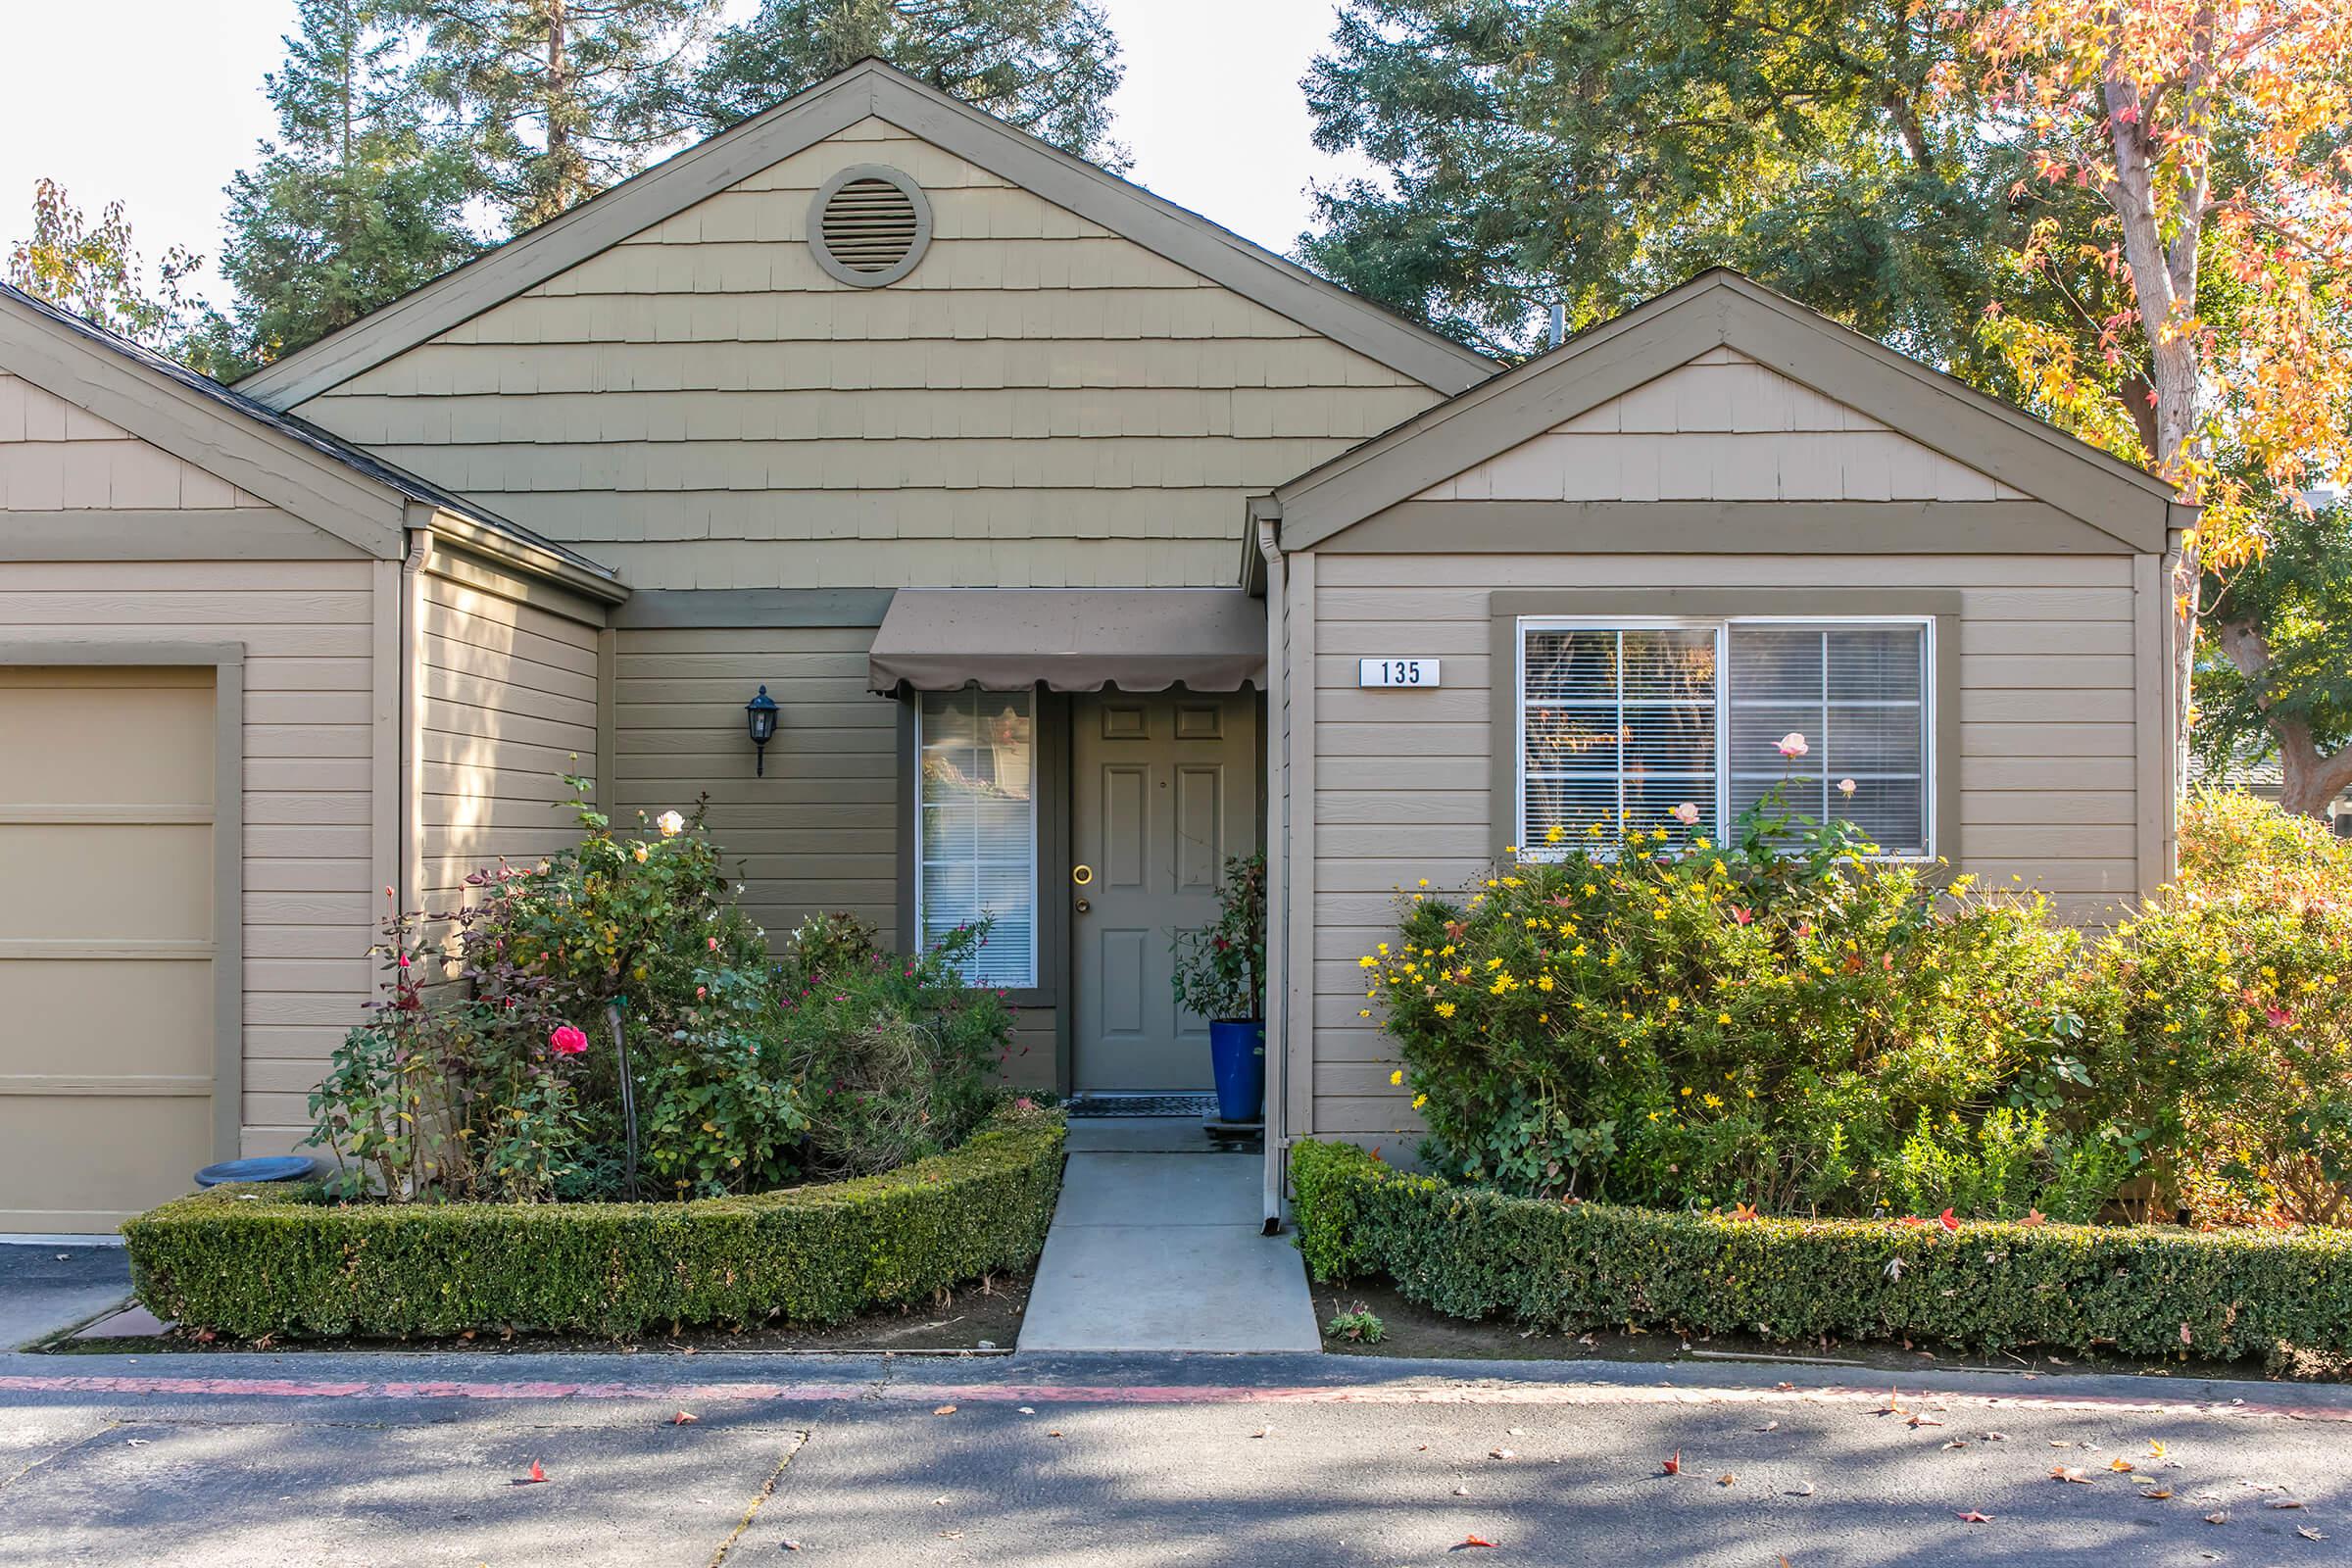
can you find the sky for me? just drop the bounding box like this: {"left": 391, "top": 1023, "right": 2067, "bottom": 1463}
{"left": 0, "top": 0, "right": 1376, "bottom": 309}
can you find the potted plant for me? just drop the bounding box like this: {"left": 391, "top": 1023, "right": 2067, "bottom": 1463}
{"left": 1170, "top": 851, "right": 1267, "bottom": 1123}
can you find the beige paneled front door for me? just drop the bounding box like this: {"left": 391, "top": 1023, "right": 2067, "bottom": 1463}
{"left": 1070, "top": 689, "right": 1257, "bottom": 1094}
{"left": 0, "top": 667, "right": 220, "bottom": 1232}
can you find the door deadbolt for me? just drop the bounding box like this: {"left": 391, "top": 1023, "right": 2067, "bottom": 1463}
{"left": 1071, "top": 864, "right": 1094, "bottom": 886}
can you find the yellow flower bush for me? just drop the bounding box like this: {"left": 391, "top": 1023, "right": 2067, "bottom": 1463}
{"left": 1365, "top": 792, "right": 2352, "bottom": 1228}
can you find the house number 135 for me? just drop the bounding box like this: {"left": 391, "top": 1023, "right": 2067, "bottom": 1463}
{"left": 1358, "top": 658, "right": 1441, "bottom": 688}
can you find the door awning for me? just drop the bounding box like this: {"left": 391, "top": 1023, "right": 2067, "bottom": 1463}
{"left": 867, "top": 588, "right": 1265, "bottom": 693}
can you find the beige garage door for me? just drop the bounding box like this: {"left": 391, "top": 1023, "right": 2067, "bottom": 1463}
{"left": 0, "top": 666, "right": 222, "bottom": 1232}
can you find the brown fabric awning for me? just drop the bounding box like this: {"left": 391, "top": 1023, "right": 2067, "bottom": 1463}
{"left": 867, "top": 588, "right": 1265, "bottom": 693}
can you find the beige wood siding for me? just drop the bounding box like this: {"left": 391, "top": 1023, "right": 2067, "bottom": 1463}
{"left": 612, "top": 623, "right": 898, "bottom": 937}
{"left": 0, "top": 560, "right": 382, "bottom": 1157}
{"left": 292, "top": 117, "right": 1443, "bottom": 591}
{"left": 1413, "top": 348, "right": 2033, "bottom": 505}
{"left": 1299, "top": 550, "right": 2150, "bottom": 1142}
{"left": 415, "top": 559, "right": 603, "bottom": 906}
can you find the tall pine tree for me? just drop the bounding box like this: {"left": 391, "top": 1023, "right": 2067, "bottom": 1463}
{"left": 690, "top": 0, "right": 1126, "bottom": 169}
{"left": 389, "top": 0, "right": 724, "bottom": 232}
{"left": 218, "top": 0, "right": 482, "bottom": 371}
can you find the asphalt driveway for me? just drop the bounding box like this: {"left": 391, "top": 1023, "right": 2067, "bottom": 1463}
{"left": 1, "top": 1348, "right": 2344, "bottom": 1566}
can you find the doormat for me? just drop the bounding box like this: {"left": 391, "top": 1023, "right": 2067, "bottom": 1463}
{"left": 1064, "top": 1094, "right": 1220, "bottom": 1119}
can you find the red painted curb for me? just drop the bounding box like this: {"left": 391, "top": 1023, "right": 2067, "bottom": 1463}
{"left": 1, "top": 1372, "right": 2343, "bottom": 1422}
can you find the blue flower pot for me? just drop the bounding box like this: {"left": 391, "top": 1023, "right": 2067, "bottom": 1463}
{"left": 1208, "top": 1018, "right": 1266, "bottom": 1124}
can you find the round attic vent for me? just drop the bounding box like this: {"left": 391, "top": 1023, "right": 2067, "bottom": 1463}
{"left": 808, "top": 166, "right": 933, "bottom": 287}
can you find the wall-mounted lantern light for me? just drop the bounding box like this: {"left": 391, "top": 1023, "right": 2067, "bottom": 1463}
{"left": 745, "top": 685, "right": 779, "bottom": 776}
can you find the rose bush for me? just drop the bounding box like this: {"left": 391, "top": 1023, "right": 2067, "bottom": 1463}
{"left": 307, "top": 781, "right": 1014, "bottom": 1203}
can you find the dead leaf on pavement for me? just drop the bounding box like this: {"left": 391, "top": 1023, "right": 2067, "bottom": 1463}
{"left": 2109, "top": 1458, "right": 2135, "bottom": 1473}
{"left": 1660, "top": 1450, "right": 1683, "bottom": 1476}
{"left": 2204, "top": 1511, "right": 2230, "bottom": 1525}
{"left": 2298, "top": 1526, "right": 2327, "bottom": 1541}
{"left": 1758, "top": 1420, "right": 1780, "bottom": 1433}
{"left": 780, "top": 1540, "right": 802, "bottom": 1552}
{"left": 1490, "top": 1448, "right": 1516, "bottom": 1459}
{"left": 1716, "top": 1473, "right": 1737, "bottom": 1487}
{"left": 1451, "top": 1536, "right": 1498, "bottom": 1551}
{"left": 2268, "top": 1498, "right": 2306, "bottom": 1509}
{"left": 513, "top": 1460, "right": 547, "bottom": 1486}
{"left": 1791, "top": 1481, "right": 1817, "bottom": 1496}
{"left": 2050, "top": 1466, "right": 2093, "bottom": 1484}
{"left": 1907, "top": 1413, "right": 1944, "bottom": 1429}
{"left": 2147, "top": 1440, "right": 2168, "bottom": 1458}
{"left": 2142, "top": 1488, "right": 2176, "bottom": 1500}
{"left": 1956, "top": 1511, "right": 1993, "bottom": 1524}
{"left": 933, "top": 1404, "right": 957, "bottom": 1416}
{"left": 671, "top": 1411, "right": 698, "bottom": 1426}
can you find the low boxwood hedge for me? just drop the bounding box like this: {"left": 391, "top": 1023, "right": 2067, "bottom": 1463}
{"left": 123, "top": 1105, "right": 1064, "bottom": 1340}
{"left": 1290, "top": 1139, "right": 2352, "bottom": 1359}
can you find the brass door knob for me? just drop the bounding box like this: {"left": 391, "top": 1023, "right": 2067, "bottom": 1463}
{"left": 1074, "top": 897, "right": 1091, "bottom": 913}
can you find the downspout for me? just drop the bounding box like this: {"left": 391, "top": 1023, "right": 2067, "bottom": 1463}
{"left": 2162, "top": 511, "right": 2193, "bottom": 882}
{"left": 400, "top": 525, "right": 434, "bottom": 917}
{"left": 1253, "top": 498, "right": 1289, "bottom": 1233}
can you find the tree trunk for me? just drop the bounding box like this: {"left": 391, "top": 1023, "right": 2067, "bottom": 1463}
{"left": 2211, "top": 615, "right": 2352, "bottom": 820}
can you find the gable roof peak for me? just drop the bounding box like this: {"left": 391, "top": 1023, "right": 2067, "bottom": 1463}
{"left": 1270, "top": 269, "right": 2184, "bottom": 554}
{"left": 236, "top": 59, "right": 1497, "bottom": 409}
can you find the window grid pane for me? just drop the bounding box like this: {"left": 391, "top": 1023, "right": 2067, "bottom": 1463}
{"left": 915, "top": 688, "right": 1037, "bottom": 987}
{"left": 1522, "top": 626, "right": 1717, "bottom": 848}
{"left": 1727, "top": 624, "right": 1927, "bottom": 855}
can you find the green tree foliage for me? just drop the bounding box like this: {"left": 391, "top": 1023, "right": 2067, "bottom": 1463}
{"left": 2195, "top": 500, "right": 2352, "bottom": 817}
{"left": 689, "top": 0, "right": 1127, "bottom": 169}
{"left": 217, "top": 0, "right": 484, "bottom": 373}
{"left": 5, "top": 178, "right": 232, "bottom": 373}
{"left": 1299, "top": 0, "right": 2036, "bottom": 361}
{"left": 388, "top": 0, "right": 725, "bottom": 231}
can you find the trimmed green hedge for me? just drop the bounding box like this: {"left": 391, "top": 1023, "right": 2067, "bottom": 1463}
{"left": 1290, "top": 1139, "right": 2352, "bottom": 1358}
{"left": 124, "top": 1106, "right": 1064, "bottom": 1340}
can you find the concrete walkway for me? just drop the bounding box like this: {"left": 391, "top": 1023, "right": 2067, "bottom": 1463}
{"left": 1018, "top": 1119, "right": 1321, "bottom": 1353}
{"left": 0, "top": 1244, "right": 130, "bottom": 1351}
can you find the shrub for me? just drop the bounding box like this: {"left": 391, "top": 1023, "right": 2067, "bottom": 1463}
{"left": 1289, "top": 1139, "right": 2352, "bottom": 1358}
{"left": 2178, "top": 785, "right": 2352, "bottom": 899}
{"left": 1364, "top": 812, "right": 2088, "bottom": 1218}
{"left": 1170, "top": 851, "right": 1267, "bottom": 1021}
{"left": 125, "top": 1104, "right": 1065, "bottom": 1340}
{"left": 774, "top": 912, "right": 1013, "bottom": 1177}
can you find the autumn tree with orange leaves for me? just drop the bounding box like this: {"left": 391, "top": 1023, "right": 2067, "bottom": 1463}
{"left": 1956, "top": 0, "right": 2352, "bottom": 809}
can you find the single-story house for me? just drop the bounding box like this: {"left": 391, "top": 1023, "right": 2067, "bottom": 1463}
{"left": 0, "top": 60, "right": 2186, "bottom": 1233}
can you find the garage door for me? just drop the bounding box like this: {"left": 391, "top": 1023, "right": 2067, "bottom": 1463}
{"left": 0, "top": 666, "right": 223, "bottom": 1233}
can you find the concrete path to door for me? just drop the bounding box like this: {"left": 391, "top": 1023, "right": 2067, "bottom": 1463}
{"left": 1018, "top": 1119, "right": 1321, "bottom": 1353}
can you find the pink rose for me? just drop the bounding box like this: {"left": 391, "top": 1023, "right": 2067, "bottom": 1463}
{"left": 1671, "top": 802, "right": 1700, "bottom": 826}
{"left": 1777, "top": 732, "right": 1809, "bottom": 760}
{"left": 549, "top": 1025, "right": 590, "bottom": 1055}
{"left": 1837, "top": 777, "right": 1857, "bottom": 797}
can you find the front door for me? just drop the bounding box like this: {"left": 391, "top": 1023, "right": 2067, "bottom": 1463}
{"left": 1070, "top": 689, "right": 1258, "bottom": 1093}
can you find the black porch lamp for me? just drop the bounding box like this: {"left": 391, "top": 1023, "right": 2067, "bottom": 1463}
{"left": 745, "top": 685, "right": 779, "bottom": 776}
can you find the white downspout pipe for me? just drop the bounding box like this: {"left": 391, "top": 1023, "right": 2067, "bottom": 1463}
{"left": 1254, "top": 500, "right": 1289, "bottom": 1233}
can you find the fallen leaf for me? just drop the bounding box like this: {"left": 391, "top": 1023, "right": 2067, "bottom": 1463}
{"left": 672, "top": 1411, "right": 698, "bottom": 1426}
{"left": 2268, "top": 1498, "right": 2306, "bottom": 1510}
{"left": 514, "top": 1460, "right": 547, "bottom": 1486}
{"left": 2205, "top": 1511, "right": 2230, "bottom": 1524}
{"left": 1908, "top": 1414, "right": 1944, "bottom": 1429}
{"left": 2147, "top": 1440, "right": 2168, "bottom": 1459}
{"left": 2050, "top": 1466, "right": 2093, "bottom": 1485}
{"left": 2298, "top": 1526, "right": 2327, "bottom": 1541}
{"left": 1452, "top": 1537, "right": 1498, "bottom": 1551}
{"left": 1507, "top": 1428, "right": 1526, "bottom": 1436}
{"left": 124, "top": 1439, "right": 149, "bottom": 1447}
{"left": 1791, "top": 1481, "right": 1816, "bottom": 1496}
{"left": 1942, "top": 1439, "right": 1967, "bottom": 1450}
{"left": 1981, "top": 1432, "right": 2008, "bottom": 1442}
{"left": 780, "top": 1540, "right": 801, "bottom": 1552}
{"left": 1047, "top": 1430, "right": 1063, "bottom": 1439}
{"left": 1956, "top": 1510, "right": 1994, "bottom": 1523}
{"left": 1490, "top": 1448, "right": 1516, "bottom": 1460}
{"left": 2109, "top": 1458, "right": 2135, "bottom": 1473}
{"left": 1660, "top": 1450, "right": 1683, "bottom": 1476}
{"left": 1775, "top": 1381, "right": 1795, "bottom": 1393}
{"left": 933, "top": 1404, "right": 958, "bottom": 1416}
{"left": 1879, "top": 1389, "right": 1907, "bottom": 1416}
{"left": 1016, "top": 1406, "right": 1034, "bottom": 1415}
{"left": 1252, "top": 1429, "right": 1273, "bottom": 1441}
{"left": 1758, "top": 1420, "right": 1780, "bottom": 1433}
{"left": 1716, "top": 1473, "right": 1737, "bottom": 1487}
{"left": 2142, "top": 1488, "right": 2176, "bottom": 1500}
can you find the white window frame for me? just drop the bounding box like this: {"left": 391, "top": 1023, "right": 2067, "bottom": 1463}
{"left": 1514, "top": 613, "right": 1936, "bottom": 861}
{"left": 912, "top": 688, "right": 1041, "bottom": 987}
